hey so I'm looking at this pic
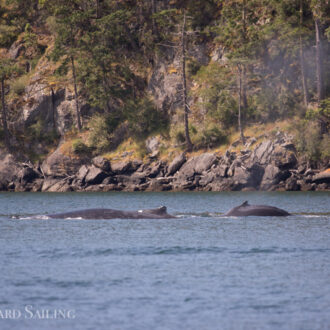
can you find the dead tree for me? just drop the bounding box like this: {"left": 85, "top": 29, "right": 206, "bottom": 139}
{"left": 181, "top": 11, "right": 193, "bottom": 152}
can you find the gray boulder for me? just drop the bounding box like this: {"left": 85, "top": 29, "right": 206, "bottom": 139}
{"left": 260, "top": 164, "right": 290, "bottom": 190}
{"left": 167, "top": 153, "right": 186, "bottom": 176}
{"left": 146, "top": 136, "right": 160, "bottom": 153}
{"left": 18, "top": 167, "right": 40, "bottom": 184}
{"left": 76, "top": 165, "right": 89, "bottom": 182}
{"left": 312, "top": 169, "right": 330, "bottom": 183}
{"left": 92, "top": 156, "right": 111, "bottom": 172}
{"left": 42, "top": 178, "right": 72, "bottom": 192}
{"left": 85, "top": 166, "right": 108, "bottom": 185}
{"left": 231, "top": 164, "right": 264, "bottom": 190}
{"left": 111, "top": 160, "right": 141, "bottom": 174}
{"left": 0, "top": 150, "right": 22, "bottom": 190}
{"left": 251, "top": 140, "right": 274, "bottom": 165}
{"left": 41, "top": 144, "right": 84, "bottom": 177}
{"left": 173, "top": 153, "right": 217, "bottom": 190}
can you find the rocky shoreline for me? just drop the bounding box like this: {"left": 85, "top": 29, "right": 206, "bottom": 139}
{"left": 0, "top": 132, "right": 329, "bottom": 193}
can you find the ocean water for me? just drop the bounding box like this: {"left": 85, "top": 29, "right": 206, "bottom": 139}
{"left": 0, "top": 191, "right": 329, "bottom": 330}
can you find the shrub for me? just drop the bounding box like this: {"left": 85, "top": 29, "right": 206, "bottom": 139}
{"left": 0, "top": 25, "right": 18, "bottom": 47}
{"left": 253, "top": 87, "right": 298, "bottom": 122}
{"left": 11, "top": 75, "right": 29, "bottom": 96}
{"left": 28, "top": 119, "right": 44, "bottom": 140}
{"left": 26, "top": 119, "right": 60, "bottom": 145}
{"left": 87, "top": 114, "right": 114, "bottom": 153}
{"left": 293, "top": 120, "right": 323, "bottom": 161}
{"left": 187, "top": 59, "right": 201, "bottom": 76}
{"left": 320, "top": 134, "right": 330, "bottom": 160}
{"left": 192, "top": 124, "right": 228, "bottom": 149}
{"left": 171, "top": 124, "right": 199, "bottom": 146}
{"left": 46, "top": 16, "right": 57, "bottom": 35}
{"left": 193, "top": 63, "right": 238, "bottom": 127}
{"left": 125, "top": 97, "right": 169, "bottom": 139}
{"left": 174, "top": 129, "right": 186, "bottom": 144}
{"left": 72, "top": 139, "right": 91, "bottom": 155}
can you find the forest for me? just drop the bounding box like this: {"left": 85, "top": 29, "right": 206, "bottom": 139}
{"left": 0, "top": 0, "right": 329, "bottom": 162}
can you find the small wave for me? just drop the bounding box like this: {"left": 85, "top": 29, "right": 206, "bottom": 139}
{"left": 91, "top": 246, "right": 227, "bottom": 256}
{"left": 20, "top": 215, "right": 50, "bottom": 220}
{"left": 294, "top": 212, "right": 330, "bottom": 218}
{"left": 175, "top": 212, "right": 224, "bottom": 218}
{"left": 231, "top": 247, "right": 330, "bottom": 255}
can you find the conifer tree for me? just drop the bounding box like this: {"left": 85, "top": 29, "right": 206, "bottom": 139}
{"left": 43, "top": 0, "right": 92, "bottom": 130}
{"left": 311, "top": 0, "right": 329, "bottom": 104}
{"left": 0, "top": 59, "right": 20, "bottom": 151}
{"left": 217, "top": 0, "right": 261, "bottom": 142}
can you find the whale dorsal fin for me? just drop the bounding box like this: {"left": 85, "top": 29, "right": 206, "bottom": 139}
{"left": 144, "top": 206, "right": 167, "bottom": 215}
{"left": 241, "top": 201, "right": 249, "bottom": 207}
{"left": 157, "top": 206, "right": 167, "bottom": 213}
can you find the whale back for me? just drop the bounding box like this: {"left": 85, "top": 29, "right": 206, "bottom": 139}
{"left": 139, "top": 206, "right": 168, "bottom": 215}
{"left": 48, "top": 206, "right": 174, "bottom": 220}
{"left": 225, "top": 201, "right": 290, "bottom": 217}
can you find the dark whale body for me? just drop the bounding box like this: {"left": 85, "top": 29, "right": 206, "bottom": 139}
{"left": 48, "top": 206, "right": 175, "bottom": 220}
{"left": 225, "top": 201, "right": 290, "bottom": 217}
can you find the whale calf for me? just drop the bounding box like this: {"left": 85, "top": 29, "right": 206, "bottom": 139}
{"left": 47, "top": 206, "right": 175, "bottom": 220}
{"left": 225, "top": 201, "right": 290, "bottom": 217}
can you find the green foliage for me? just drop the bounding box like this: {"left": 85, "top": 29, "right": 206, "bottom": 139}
{"left": 0, "top": 59, "right": 21, "bottom": 80}
{"left": 187, "top": 58, "right": 201, "bottom": 76}
{"left": 194, "top": 63, "right": 238, "bottom": 127}
{"left": 10, "top": 74, "right": 29, "bottom": 96}
{"left": 72, "top": 139, "right": 91, "bottom": 155}
{"left": 171, "top": 124, "right": 195, "bottom": 146}
{"left": 171, "top": 122, "right": 227, "bottom": 149}
{"left": 308, "top": 98, "right": 330, "bottom": 120}
{"left": 45, "top": 16, "right": 57, "bottom": 35}
{"left": 192, "top": 123, "right": 228, "bottom": 149}
{"left": 293, "top": 119, "right": 328, "bottom": 161}
{"left": 253, "top": 86, "right": 298, "bottom": 121}
{"left": 125, "top": 97, "right": 169, "bottom": 139}
{"left": 77, "top": 7, "right": 139, "bottom": 111}
{"left": 173, "top": 128, "right": 186, "bottom": 145}
{"left": 26, "top": 119, "right": 59, "bottom": 144}
{"left": 0, "top": 0, "right": 329, "bottom": 160}
{"left": 320, "top": 134, "right": 330, "bottom": 159}
{"left": 87, "top": 114, "right": 117, "bottom": 154}
{"left": 0, "top": 24, "right": 18, "bottom": 47}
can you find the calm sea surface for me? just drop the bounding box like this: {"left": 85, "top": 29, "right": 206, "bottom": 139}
{"left": 0, "top": 191, "right": 329, "bottom": 330}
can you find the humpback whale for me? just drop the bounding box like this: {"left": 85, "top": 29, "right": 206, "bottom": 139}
{"left": 224, "top": 201, "right": 290, "bottom": 217}
{"left": 47, "top": 206, "right": 175, "bottom": 220}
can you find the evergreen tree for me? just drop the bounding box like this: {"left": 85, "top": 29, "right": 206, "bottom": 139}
{"left": 0, "top": 58, "right": 20, "bottom": 151}
{"left": 311, "top": 0, "right": 329, "bottom": 104}
{"left": 43, "top": 0, "right": 93, "bottom": 130}
{"left": 217, "top": 0, "right": 262, "bottom": 141}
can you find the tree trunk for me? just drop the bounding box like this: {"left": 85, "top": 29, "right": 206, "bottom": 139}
{"left": 1, "top": 78, "right": 10, "bottom": 151}
{"left": 242, "top": 66, "right": 248, "bottom": 111}
{"left": 315, "top": 18, "right": 324, "bottom": 104}
{"left": 241, "top": 0, "right": 248, "bottom": 111}
{"left": 237, "top": 66, "right": 245, "bottom": 145}
{"left": 300, "top": 0, "right": 309, "bottom": 106}
{"left": 181, "top": 11, "right": 193, "bottom": 152}
{"left": 51, "top": 87, "right": 56, "bottom": 129}
{"left": 151, "top": 0, "right": 157, "bottom": 34}
{"left": 96, "top": 0, "right": 100, "bottom": 19}
{"left": 71, "top": 56, "right": 82, "bottom": 131}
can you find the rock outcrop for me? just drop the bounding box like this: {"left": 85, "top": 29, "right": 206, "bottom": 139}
{"left": 0, "top": 132, "right": 329, "bottom": 192}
